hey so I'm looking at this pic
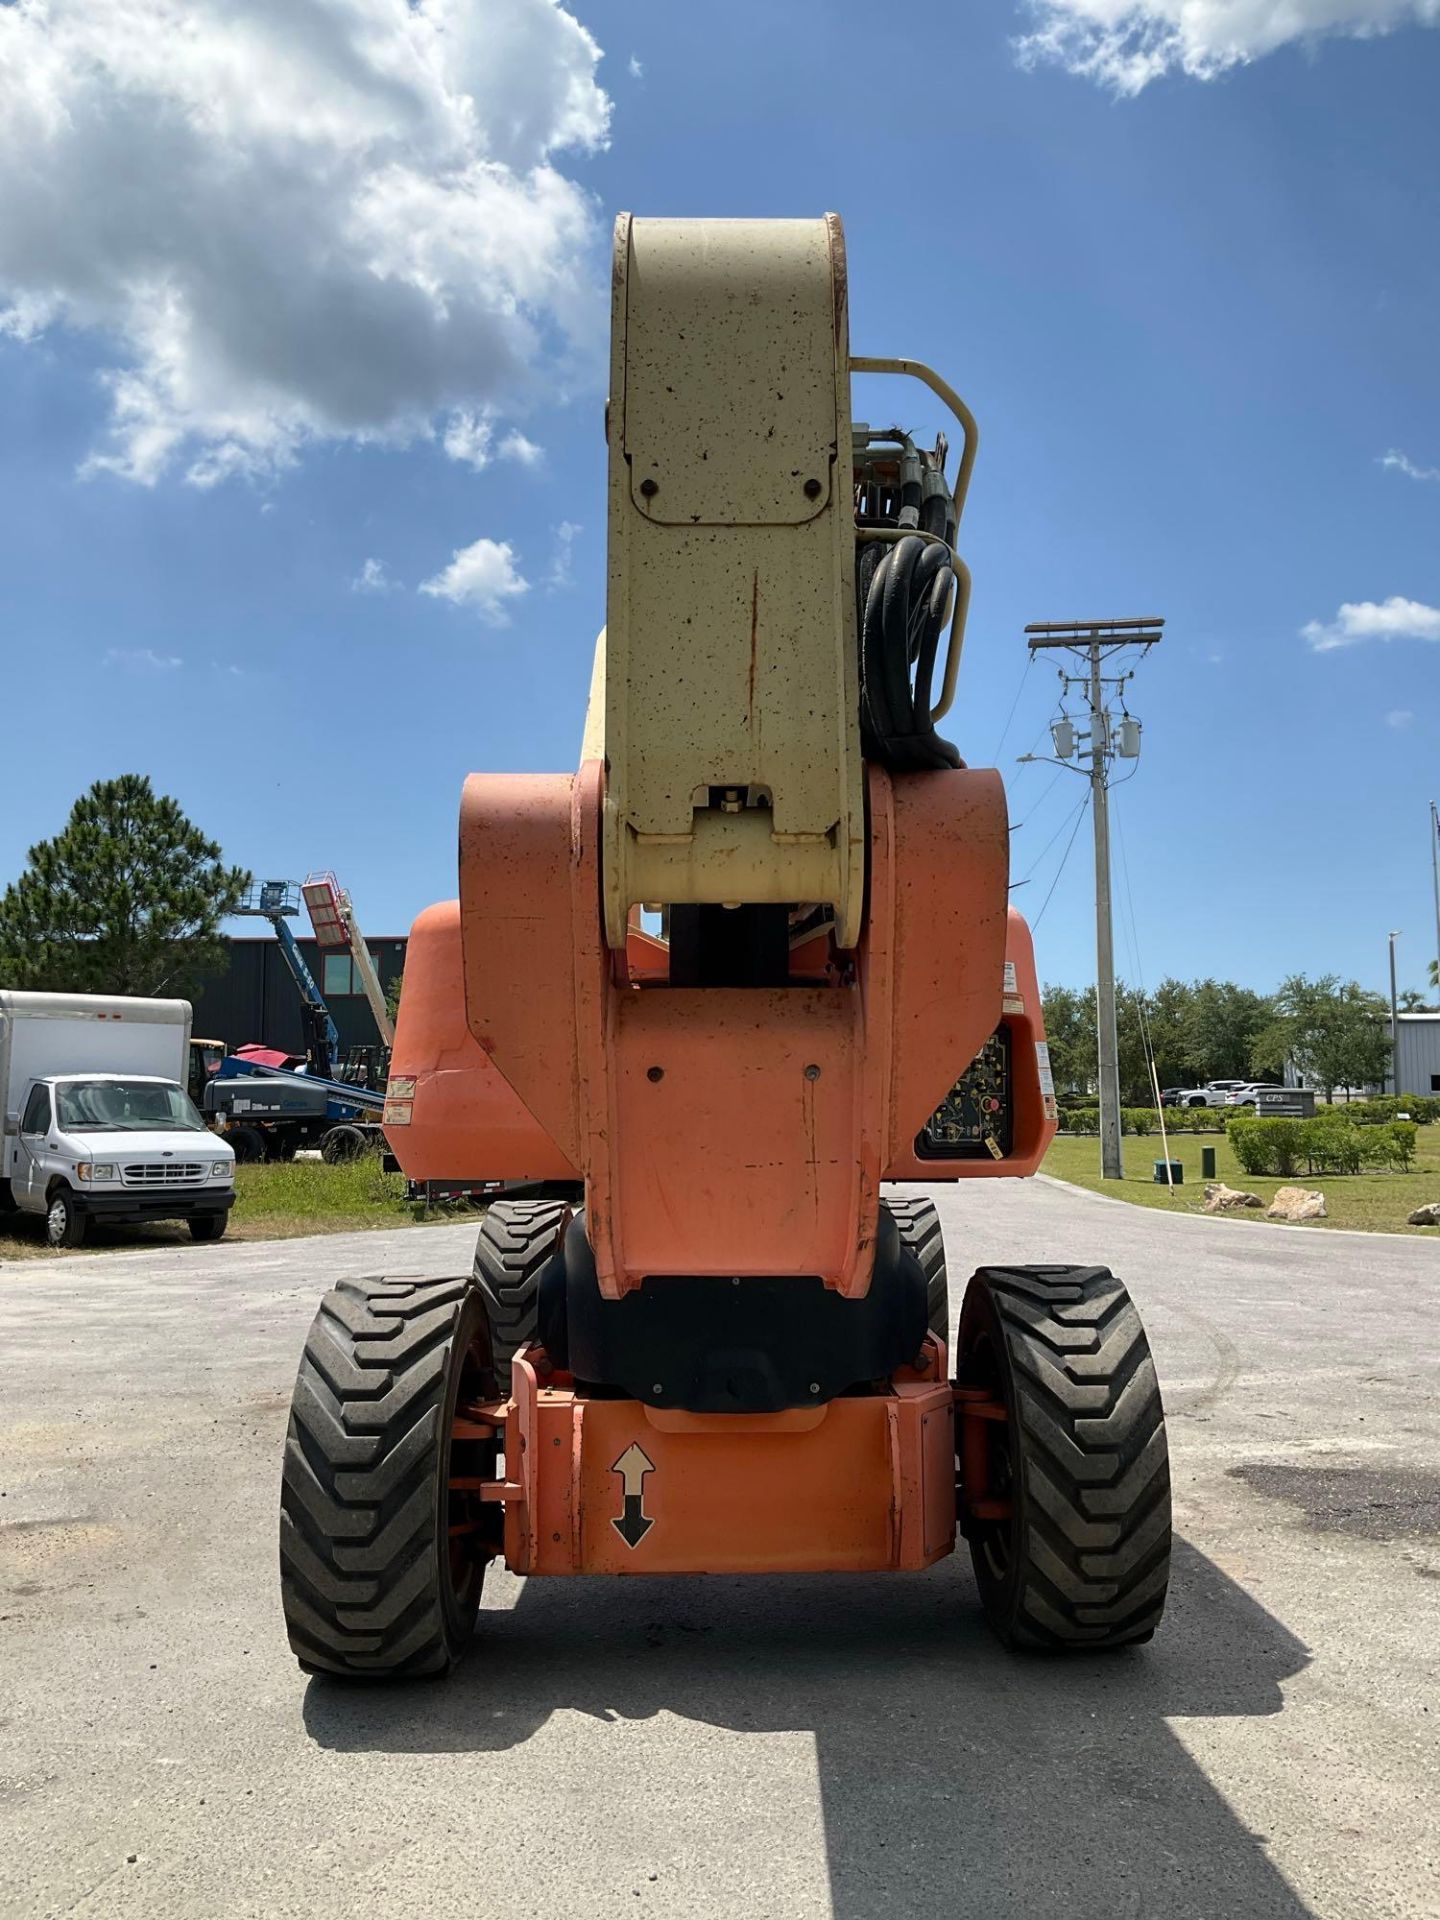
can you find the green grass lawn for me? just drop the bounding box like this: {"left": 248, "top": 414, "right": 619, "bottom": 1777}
{"left": 1044, "top": 1126, "right": 1440, "bottom": 1234}
{"left": 0, "top": 1157, "right": 460, "bottom": 1261}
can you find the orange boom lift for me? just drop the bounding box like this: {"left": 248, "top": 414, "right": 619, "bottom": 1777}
{"left": 279, "top": 215, "right": 1172, "bottom": 1676}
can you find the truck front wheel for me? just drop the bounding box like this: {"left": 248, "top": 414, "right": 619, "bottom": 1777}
{"left": 189, "top": 1214, "right": 228, "bottom": 1243}
{"left": 46, "top": 1187, "right": 88, "bottom": 1249}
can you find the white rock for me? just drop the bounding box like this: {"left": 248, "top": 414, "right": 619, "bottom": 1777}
{"left": 1203, "top": 1182, "right": 1262, "bottom": 1213}
{"left": 1266, "top": 1185, "right": 1327, "bottom": 1223}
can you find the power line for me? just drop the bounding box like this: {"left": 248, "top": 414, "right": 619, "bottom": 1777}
{"left": 1012, "top": 763, "right": 1065, "bottom": 834}
{"left": 1114, "top": 794, "right": 1147, "bottom": 997}
{"left": 1007, "top": 703, "right": 1063, "bottom": 800}
{"left": 990, "top": 651, "right": 1034, "bottom": 763}
{"left": 1032, "top": 792, "right": 1090, "bottom": 931}
{"left": 1019, "top": 786, "right": 1087, "bottom": 886}
{"left": 1114, "top": 791, "right": 1176, "bottom": 1178}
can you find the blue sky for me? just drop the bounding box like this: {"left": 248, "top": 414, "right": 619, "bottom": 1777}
{"left": 1, "top": 0, "right": 1438, "bottom": 999}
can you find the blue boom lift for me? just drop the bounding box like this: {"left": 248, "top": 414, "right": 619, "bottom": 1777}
{"left": 202, "top": 881, "right": 386, "bottom": 1162}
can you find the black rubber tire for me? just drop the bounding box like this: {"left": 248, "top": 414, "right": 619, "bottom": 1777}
{"left": 884, "top": 1193, "right": 948, "bottom": 1346}
{"left": 45, "top": 1186, "right": 88, "bottom": 1249}
{"left": 228, "top": 1126, "right": 265, "bottom": 1164}
{"left": 279, "top": 1273, "right": 495, "bottom": 1679}
{"left": 320, "top": 1126, "right": 365, "bottom": 1165}
{"left": 189, "top": 1214, "right": 227, "bottom": 1243}
{"left": 471, "top": 1199, "right": 570, "bottom": 1392}
{"left": 957, "top": 1264, "right": 1171, "bottom": 1651}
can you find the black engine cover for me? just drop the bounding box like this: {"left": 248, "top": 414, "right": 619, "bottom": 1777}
{"left": 537, "top": 1207, "right": 927, "bottom": 1414}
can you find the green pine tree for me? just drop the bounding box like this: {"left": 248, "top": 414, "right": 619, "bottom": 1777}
{"left": 0, "top": 774, "right": 250, "bottom": 997}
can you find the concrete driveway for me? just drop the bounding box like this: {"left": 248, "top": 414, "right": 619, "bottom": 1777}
{"left": 2, "top": 1177, "right": 1437, "bottom": 1919}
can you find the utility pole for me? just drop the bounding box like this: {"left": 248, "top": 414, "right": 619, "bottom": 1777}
{"left": 1389, "top": 930, "right": 1401, "bottom": 1095}
{"left": 1024, "top": 617, "right": 1164, "bottom": 1180}
{"left": 1430, "top": 801, "right": 1440, "bottom": 1003}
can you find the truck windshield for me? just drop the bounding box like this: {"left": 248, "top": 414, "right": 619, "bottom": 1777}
{"left": 55, "top": 1080, "right": 207, "bottom": 1133}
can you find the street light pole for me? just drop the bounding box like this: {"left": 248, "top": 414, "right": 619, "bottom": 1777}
{"left": 1025, "top": 617, "right": 1163, "bottom": 1181}
{"left": 1389, "top": 930, "right": 1401, "bottom": 1095}
{"left": 1088, "top": 643, "right": 1123, "bottom": 1183}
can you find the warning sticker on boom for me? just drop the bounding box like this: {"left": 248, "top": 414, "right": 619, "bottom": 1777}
{"left": 1035, "top": 1041, "right": 1057, "bottom": 1119}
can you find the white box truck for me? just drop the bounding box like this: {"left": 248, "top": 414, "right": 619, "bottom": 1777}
{"left": 0, "top": 991, "right": 235, "bottom": 1248}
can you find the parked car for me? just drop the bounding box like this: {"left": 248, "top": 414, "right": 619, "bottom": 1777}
{"left": 1173, "top": 1079, "right": 1251, "bottom": 1109}
{"left": 0, "top": 991, "right": 235, "bottom": 1248}
{"left": 1224, "top": 1083, "right": 1284, "bottom": 1107}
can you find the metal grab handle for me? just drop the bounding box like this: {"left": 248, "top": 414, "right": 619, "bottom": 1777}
{"left": 850, "top": 355, "right": 979, "bottom": 528}
{"left": 851, "top": 352, "right": 980, "bottom": 724}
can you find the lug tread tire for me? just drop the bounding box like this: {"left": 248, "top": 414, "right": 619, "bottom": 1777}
{"left": 883, "top": 1194, "right": 948, "bottom": 1345}
{"left": 961, "top": 1263, "right": 1171, "bottom": 1651}
{"left": 229, "top": 1127, "right": 264, "bottom": 1164}
{"left": 279, "top": 1273, "right": 484, "bottom": 1679}
{"left": 471, "top": 1199, "right": 570, "bottom": 1390}
{"left": 321, "top": 1126, "right": 365, "bottom": 1166}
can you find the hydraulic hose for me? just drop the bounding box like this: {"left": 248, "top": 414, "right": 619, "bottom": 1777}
{"left": 858, "top": 534, "right": 963, "bottom": 773}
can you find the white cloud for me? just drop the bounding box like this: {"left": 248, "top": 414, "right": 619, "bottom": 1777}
{"left": 1015, "top": 0, "right": 1440, "bottom": 94}
{"left": 500, "top": 429, "right": 545, "bottom": 466}
{"left": 1380, "top": 448, "right": 1440, "bottom": 483}
{"left": 1302, "top": 596, "right": 1440, "bottom": 651}
{"left": 546, "top": 519, "right": 580, "bottom": 589}
{"left": 443, "top": 410, "right": 496, "bottom": 471}
{"left": 1386, "top": 708, "right": 1415, "bottom": 729}
{"left": 104, "top": 647, "right": 183, "bottom": 672}
{"left": 442, "top": 411, "right": 545, "bottom": 471}
{"left": 352, "top": 556, "right": 399, "bottom": 594}
{"left": 420, "top": 536, "right": 529, "bottom": 623}
{"left": 628, "top": 54, "right": 644, "bottom": 78}
{"left": 0, "top": 1, "right": 610, "bottom": 487}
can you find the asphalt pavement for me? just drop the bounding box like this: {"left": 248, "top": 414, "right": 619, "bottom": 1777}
{"left": 2, "top": 1176, "right": 1437, "bottom": 1919}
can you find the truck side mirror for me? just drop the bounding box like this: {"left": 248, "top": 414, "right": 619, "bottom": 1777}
{"left": 3, "top": 1112, "right": 18, "bottom": 1135}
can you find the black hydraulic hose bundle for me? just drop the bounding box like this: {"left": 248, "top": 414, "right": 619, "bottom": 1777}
{"left": 857, "top": 533, "right": 963, "bottom": 773}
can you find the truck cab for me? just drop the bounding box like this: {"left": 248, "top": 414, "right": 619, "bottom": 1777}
{"left": 8, "top": 1074, "right": 235, "bottom": 1248}
{"left": 0, "top": 991, "right": 236, "bottom": 1248}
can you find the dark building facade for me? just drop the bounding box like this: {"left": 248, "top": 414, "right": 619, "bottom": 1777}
{"left": 190, "top": 935, "right": 408, "bottom": 1060}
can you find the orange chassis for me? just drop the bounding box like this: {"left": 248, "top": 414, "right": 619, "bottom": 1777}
{"left": 389, "top": 763, "right": 1054, "bottom": 1581}
{"left": 459, "top": 1341, "right": 977, "bottom": 1578}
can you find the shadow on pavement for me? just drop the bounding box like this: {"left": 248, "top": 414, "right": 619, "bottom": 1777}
{"left": 304, "top": 1537, "right": 1313, "bottom": 1919}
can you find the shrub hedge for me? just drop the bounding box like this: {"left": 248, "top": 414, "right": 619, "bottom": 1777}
{"left": 1319, "top": 1094, "right": 1440, "bottom": 1126}
{"left": 1226, "top": 1115, "right": 1418, "bottom": 1176}
{"left": 1060, "top": 1105, "right": 1228, "bottom": 1135}
{"left": 1058, "top": 1093, "right": 1439, "bottom": 1131}
{"left": 1057, "top": 1107, "right": 1423, "bottom": 1170}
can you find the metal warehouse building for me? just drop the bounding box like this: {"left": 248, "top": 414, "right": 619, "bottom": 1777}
{"left": 189, "top": 934, "right": 407, "bottom": 1060}
{"left": 1394, "top": 1012, "right": 1440, "bottom": 1095}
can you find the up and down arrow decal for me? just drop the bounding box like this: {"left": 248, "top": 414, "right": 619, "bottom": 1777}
{"left": 611, "top": 1442, "right": 656, "bottom": 1548}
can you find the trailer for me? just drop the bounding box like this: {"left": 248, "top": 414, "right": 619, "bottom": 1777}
{"left": 205, "top": 1047, "right": 384, "bottom": 1162}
